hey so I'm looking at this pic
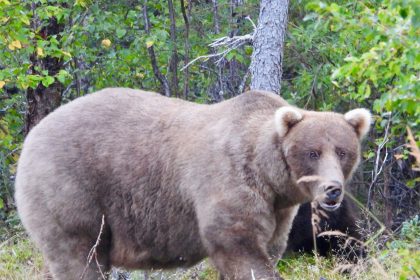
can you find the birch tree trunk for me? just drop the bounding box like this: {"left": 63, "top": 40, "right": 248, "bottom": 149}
{"left": 249, "top": 0, "right": 289, "bottom": 94}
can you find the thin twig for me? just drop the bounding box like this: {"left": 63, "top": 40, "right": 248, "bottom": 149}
{"left": 80, "top": 215, "right": 106, "bottom": 280}
{"left": 310, "top": 201, "right": 321, "bottom": 268}
{"left": 345, "top": 192, "right": 388, "bottom": 246}
{"left": 367, "top": 113, "right": 391, "bottom": 209}
{"left": 180, "top": 24, "right": 255, "bottom": 71}
{"left": 238, "top": 68, "right": 250, "bottom": 93}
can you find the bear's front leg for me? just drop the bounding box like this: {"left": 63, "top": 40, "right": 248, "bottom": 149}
{"left": 200, "top": 209, "right": 282, "bottom": 280}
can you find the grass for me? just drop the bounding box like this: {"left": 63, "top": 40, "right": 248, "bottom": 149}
{"left": 0, "top": 217, "right": 418, "bottom": 280}
{"left": 0, "top": 233, "right": 43, "bottom": 280}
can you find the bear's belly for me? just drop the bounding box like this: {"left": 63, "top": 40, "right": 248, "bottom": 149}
{"left": 107, "top": 185, "right": 207, "bottom": 270}
{"left": 109, "top": 224, "right": 207, "bottom": 269}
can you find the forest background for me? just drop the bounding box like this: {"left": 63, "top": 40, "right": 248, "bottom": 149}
{"left": 0, "top": 0, "right": 419, "bottom": 279}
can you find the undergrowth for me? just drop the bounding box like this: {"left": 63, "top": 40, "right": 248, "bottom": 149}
{"left": 0, "top": 216, "right": 418, "bottom": 280}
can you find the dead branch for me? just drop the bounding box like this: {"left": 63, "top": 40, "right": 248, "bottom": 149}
{"left": 367, "top": 113, "right": 391, "bottom": 209}
{"left": 180, "top": 16, "right": 255, "bottom": 71}
{"left": 345, "top": 192, "right": 388, "bottom": 246}
{"left": 80, "top": 215, "right": 106, "bottom": 280}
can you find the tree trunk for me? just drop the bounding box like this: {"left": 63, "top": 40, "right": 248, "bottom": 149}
{"left": 249, "top": 0, "right": 289, "bottom": 94}
{"left": 168, "top": 0, "right": 179, "bottom": 97}
{"left": 180, "top": 0, "right": 191, "bottom": 99}
{"left": 25, "top": 3, "right": 64, "bottom": 134}
{"left": 142, "top": 0, "right": 171, "bottom": 97}
{"left": 212, "top": 0, "right": 220, "bottom": 34}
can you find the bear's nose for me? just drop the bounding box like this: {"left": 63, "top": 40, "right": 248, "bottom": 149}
{"left": 326, "top": 188, "right": 342, "bottom": 200}
{"left": 325, "top": 181, "right": 343, "bottom": 200}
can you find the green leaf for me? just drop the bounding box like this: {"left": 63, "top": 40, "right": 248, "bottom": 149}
{"left": 41, "top": 76, "right": 55, "bottom": 87}
{"left": 116, "top": 28, "right": 126, "bottom": 39}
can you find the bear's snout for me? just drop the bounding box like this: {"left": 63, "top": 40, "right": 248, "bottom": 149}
{"left": 319, "top": 181, "right": 343, "bottom": 211}
{"left": 326, "top": 188, "right": 342, "bottom": 200}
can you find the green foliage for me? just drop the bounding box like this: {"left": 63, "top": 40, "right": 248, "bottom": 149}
{"left": 384, "top": 215, "right": 420, "bottom": 279}
{"left": 284, "top": 0, "right": 419, "bottom": 144}
{"left": 312, "top": 0, "right": 419, "bottom": 135}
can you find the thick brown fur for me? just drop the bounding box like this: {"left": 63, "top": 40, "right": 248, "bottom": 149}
{"left": 286, "top": 197, "right": 366, "bottom": 262}
{"left": 15, "top": 89, "right": 370, "bottom": 279}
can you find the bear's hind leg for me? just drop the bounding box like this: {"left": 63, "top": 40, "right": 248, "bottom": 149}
{"left": 41, "top": 231, "right": 111, "bottom": 280}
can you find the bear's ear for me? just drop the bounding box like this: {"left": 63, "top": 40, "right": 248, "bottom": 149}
{"left": 344, "top": 108, "right": 372, "bottom": 139}
{"left": 275, "top": 107, "right": 303, "bottom": 137}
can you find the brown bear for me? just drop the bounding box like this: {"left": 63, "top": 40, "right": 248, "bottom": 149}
{"left": 15, "top": 89, "right": 371, "bottom": 280}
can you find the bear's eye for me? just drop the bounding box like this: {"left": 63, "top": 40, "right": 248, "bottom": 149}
{"left": 309, "top": 151, "right": 320, "bottom": 160}
{"left": 337, "top": 150, "right": 346, "bottom": 159}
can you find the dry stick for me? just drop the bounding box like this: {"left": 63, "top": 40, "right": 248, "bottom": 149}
{"left": 310, "top": 201, "right": 320, "bottom": 267}
{"left": 238, "top": 68, "right": 250, "bottom": 93}
{"left": 342, "top": 193, "right": 392, "bottom": 277}
{"left": 251, "top": 269, "right": 256, "bottom": 280}
{"left": 367, "top": 113, "right": 391, "bottom": 210}
{"left": 180, "top": 17, "right": 256, "bottom": 71}
{"left": 345, "top": 192, "right": 388, "bottom": 246}
{"left": 80, "top": 215, "right": 106, "bottom": 280}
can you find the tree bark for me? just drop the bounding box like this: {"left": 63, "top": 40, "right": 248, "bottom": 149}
{"left": 25, "top": 3, "right": 64, "bottom": 134}
{"left": 180, "top": 0, "right": 191, "bottom": 99}
{"left": 212, "top": 0, "right": 220, "bottom": 34}
{"left": 142, "top": 0, "right": 171, "bottom": 97}
{"left": 168, "top": 0, "right": 179, "bottom": 97}
{"left": 249, "top": 0, "right": 289, "bottom": 94}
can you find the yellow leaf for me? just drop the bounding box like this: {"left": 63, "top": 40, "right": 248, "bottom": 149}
{"left": 61, "top": 51, "right": 71, "bottom": 57}
{"left": 20, "top": 81, "right": 29, "bottom": 90}
{"left": 8, "top": 40, "right": 22, "bottom": 50}
{"left": 101, "top": 39, "right": 111, "bottom": 48}
{"left": 394, "top": 154, "right": 404, "bottom": 160}
{"left": 75, "top": 0, "right": 87, "bottom": 7}
{"left": 21, "top": 16, "right": 30, "bottom": 25}
{"left": 36, "top": 47, "right": 44, "bottom": 56}
{"left": 135, "top": 73, "right": 145, "bottom": 78}
{"left": 407, "top": 126, "right": 420, "bottom": 170}
{"left": 12, "top": 153, "right": 19, "bottom": 162}
{"left": 146, "top": 40, "right": 154, "bottom": 48}
{"left": 0, "top": 81, "right": 5, "bottom": 89}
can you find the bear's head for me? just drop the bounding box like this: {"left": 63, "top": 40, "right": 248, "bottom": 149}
{"left": 275, "top": 107, "right": 371, "bottom": 211}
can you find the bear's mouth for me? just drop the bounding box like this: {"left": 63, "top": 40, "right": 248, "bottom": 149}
{"left": 320, "top": 200, "right": 341, "bottom": 211}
